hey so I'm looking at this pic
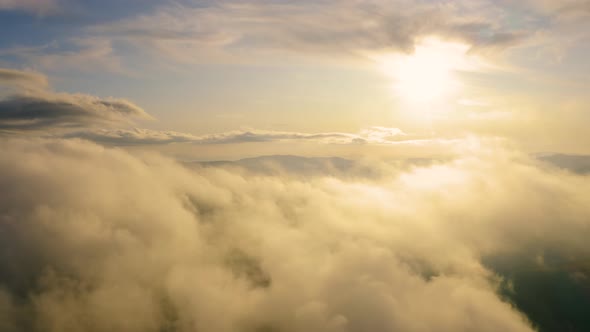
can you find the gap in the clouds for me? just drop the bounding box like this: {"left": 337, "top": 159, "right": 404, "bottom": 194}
{"left": 484, "top": 251, "right": 590, "bottom": 332}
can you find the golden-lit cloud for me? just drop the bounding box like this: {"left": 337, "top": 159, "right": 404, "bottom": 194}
{"left": 89, "top": 0, "right": 530, "bottom": 65}
{"left": 0, "top": 2, "right": 589, "bottom": 331}
{"left": 0, "top": 137, "right": 589, "bottom": 331}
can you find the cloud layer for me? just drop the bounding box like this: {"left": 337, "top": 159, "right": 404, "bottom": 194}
{"left": 0, "top": 137, "right": 589, "bottom": 331}
{"left": 89, "top": 0, "right": 531, "bottom": 65}
{"left": 2, "top": 0, "right": 586, "bottom": 68}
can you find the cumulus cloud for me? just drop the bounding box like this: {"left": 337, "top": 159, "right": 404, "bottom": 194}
{"left": 0, "top": 137, "right": 589, "bottom": 331}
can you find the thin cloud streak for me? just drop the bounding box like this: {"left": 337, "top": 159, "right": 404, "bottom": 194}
{"left": 0, "top": 0, "right": 60, "bottom": 16}
{"left": 0, "top": 68, "right": 48, "bottom": 89}
{"left": 61, "top": 127, "right": 453, "bottom": 147}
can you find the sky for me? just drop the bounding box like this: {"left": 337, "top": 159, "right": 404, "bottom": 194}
{"left": 0, "top": 0, "right": 589, "bottom": 159}
{"left": 1, "top": 1, "right": 590, "bottom": 332}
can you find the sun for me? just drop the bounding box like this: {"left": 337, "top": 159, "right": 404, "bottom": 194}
{"left": 376, "top": 38, "right": 472, "bottom": 103}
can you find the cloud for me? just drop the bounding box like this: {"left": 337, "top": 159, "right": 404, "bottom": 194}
{"left": 61, "top": 127, "right": 451, "bottom": 147}
{"left": 0, "top": 39, "right": 124, "bottom": 74}
{"left": 164, "top": 128, "right": 367, "bottom": 145}
{"left": 0, "top": 67, "right": 149, "bottom": 133}
{"left": 0, "top": 70, "right": 472, "bottom": 155}
{"left": 0, "top": 94, "right": 150, "bottom": 131}
{"left": 62, "top": 127, "right": 201, "bottom": 145}
{"left": 359, "top": 126, "right": 407, "bottom": 142}
{"left": 523, "top": 0, "right": 590, "bottom": 18}
{"left": 0, "top": 68, "right": 419, "bottom": 147}
{"left": 0, "top": 0, "right": 59, "bottom": 16}
{"left": 88, "top": 0, "right": 531, "bottom": 64}
{"left": 1, "top": 137, "right": 590, "bottom": 331}
{"left": 0, "top": 68, "right": 48, "bottom": 89}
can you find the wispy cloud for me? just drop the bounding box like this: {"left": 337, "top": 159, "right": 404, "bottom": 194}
{"left": 0, "top": 68, "right": 47, "bottom": 87}
{"left": 88, "top": 0, "right": 532, "bottom": 65}
{"left": 0, "top": 0, "right": 60, "bottom": 16}
{"left": 0, "top": 38, "right": 124, "bottom": 73}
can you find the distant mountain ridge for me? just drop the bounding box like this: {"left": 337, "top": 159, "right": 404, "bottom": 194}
{"left": 188, "top": 154, "right": 443, "bottom": 178}
{"left": 190, "top": 153, "right": 590, "bottom": 175}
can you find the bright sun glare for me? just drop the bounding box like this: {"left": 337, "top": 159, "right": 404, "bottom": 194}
{"left": 377, "top": 38, "right": 472, "bottom": 103}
